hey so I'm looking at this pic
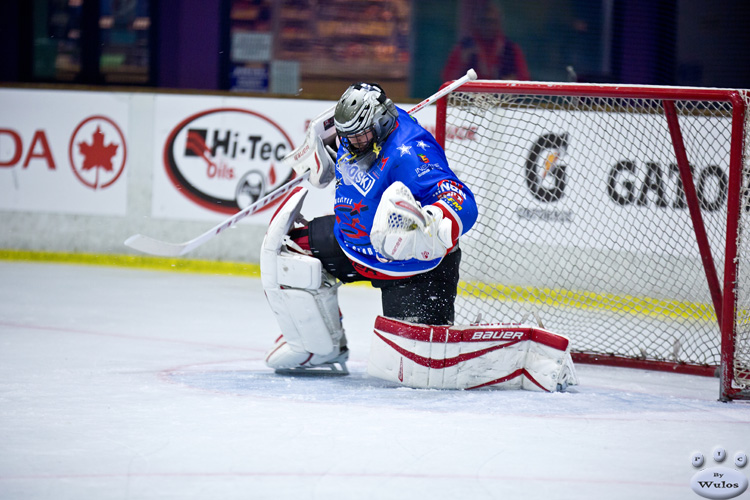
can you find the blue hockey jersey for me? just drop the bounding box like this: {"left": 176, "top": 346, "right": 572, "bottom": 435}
{"left": 333, "top": 107, "right": 477, "bottom": 278}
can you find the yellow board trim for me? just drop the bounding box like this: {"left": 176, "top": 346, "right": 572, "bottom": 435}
{"left": 458, "top": 281, "right": 717, "bottom": 323}
{"left": 0, "top": 249, "right": 261, "bottom": 277}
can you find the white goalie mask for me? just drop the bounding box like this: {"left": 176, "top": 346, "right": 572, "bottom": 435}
{"left": 334, "top": 82, "right": 398, "bottom": 171}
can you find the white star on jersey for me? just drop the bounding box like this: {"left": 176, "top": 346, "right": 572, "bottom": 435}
{"left": 416, "top": 141, "right": 429, "bottom": 149}
{"left": 397, "top": 144, "right": 412, "bottom": 156}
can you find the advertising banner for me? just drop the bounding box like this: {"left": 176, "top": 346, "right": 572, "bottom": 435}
{"left": 152, "top": 94, "right": 333, "bottom": 224}
{"left": 453, "top": 107, "right": 729, "bottom": 259}
{"left": 151, "top": 94, "right": 437, "bottom": 225}
{"left": 0, "top": 89, "right": 129, "bottom": 215}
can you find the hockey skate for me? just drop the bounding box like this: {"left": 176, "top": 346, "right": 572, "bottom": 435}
{"left": 266, "top": 335, "right": 350, "bottom": 376}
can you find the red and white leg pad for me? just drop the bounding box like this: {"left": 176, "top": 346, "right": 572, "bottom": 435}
{"left": 261, "top": 186, "right": 347, "bottom": 373}
{"left": 368, "top": 316, "right": 578, "bottom": 391}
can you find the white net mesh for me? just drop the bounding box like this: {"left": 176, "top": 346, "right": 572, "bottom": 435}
{"left": 443, "top": 85, "right": 749, "bottom": 393}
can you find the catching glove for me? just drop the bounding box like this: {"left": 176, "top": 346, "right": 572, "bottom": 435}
{"left": 371, "top": 181, "right": 453, "bottom": 261}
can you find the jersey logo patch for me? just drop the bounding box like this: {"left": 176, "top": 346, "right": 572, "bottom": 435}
{"left": 338, "top": 159, "right": 376, "bottom": 196}
{"left": 397, "top": 144, "right": 412, "bottom": 156}
{"left": 335, "top": 200, "right": 370, "bottom": 240}
{"left": 380, "top": 156, "right": 389, "bottom": 171}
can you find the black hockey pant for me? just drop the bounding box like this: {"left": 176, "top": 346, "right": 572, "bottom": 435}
{"left": 289, "top": 215, "right": 460, "bottom": 326}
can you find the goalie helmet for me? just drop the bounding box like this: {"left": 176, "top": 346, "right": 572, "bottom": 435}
{"left": 334, "top": 82, "right": 398, "bottom": 170}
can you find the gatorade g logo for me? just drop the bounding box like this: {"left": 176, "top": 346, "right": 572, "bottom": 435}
{"left": 525, "top": 133, "right": 568, "bottom": 203}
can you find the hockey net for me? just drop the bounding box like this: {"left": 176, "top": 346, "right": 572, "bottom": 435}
{"left": 435, "top": 81, "right": 750, "bottom": 401}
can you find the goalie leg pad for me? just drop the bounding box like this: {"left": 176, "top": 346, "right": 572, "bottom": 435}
{"left": 260, "top": 187, "right": 346, "bottom": 370}
{"left": 367, "top": 316, "right": 577, "bottom": 392}
{"left": 261, "top": 186, "right": 309, "bottom": 290}
{"left": 264, "top": 281, "right": 344, "bottom": 356}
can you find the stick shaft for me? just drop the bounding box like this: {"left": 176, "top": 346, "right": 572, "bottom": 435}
{"left": 407, "top": 69, "right": 477, "bottom": 115}
{"left": 124, "top": 172, "right": 309, "bottom": 257}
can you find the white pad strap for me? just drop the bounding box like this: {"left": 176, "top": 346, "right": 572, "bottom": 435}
{"left": 371, "top": 181, "right": 453, "bottom": 261}
{"left": 368, "top": 316, "right": 577, "bottom": 392}
{"left": 261, "top": 187, "right": 343, "bottom": 355}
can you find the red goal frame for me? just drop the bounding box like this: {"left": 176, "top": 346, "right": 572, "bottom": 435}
{"left": 435, "top": 81, "right": 749, "bottom": 401}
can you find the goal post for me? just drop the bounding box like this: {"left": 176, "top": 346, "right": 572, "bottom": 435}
{"left": 434, "top": 81, "right": 750, "bottom": 401}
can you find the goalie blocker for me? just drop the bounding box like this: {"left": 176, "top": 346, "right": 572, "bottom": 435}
{"left": 369, "top": 316, "right": 578, "bottom": 392}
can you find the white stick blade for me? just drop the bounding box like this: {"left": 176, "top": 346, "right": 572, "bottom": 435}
{"left": 124, "top": 234, "right": 191, "bottom": 257}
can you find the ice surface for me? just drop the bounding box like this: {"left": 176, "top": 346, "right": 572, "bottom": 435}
{"left": 0, "top": 261, "right": 748, "bottom": 500}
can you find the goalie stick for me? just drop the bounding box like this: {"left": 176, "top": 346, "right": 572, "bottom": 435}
{"left": 123, "top": 171, "right": 310, "bottom": 257}
{"left": 124, "top": 69, "right": 478, "bottom": 257}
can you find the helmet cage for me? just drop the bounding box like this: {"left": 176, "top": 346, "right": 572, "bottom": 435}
{"left": 340, "top": 127, "right": 376, "bottom": 154}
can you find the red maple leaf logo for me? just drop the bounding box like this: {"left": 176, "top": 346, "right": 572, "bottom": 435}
{"left": 78, "top": 126, "right": 118, "bottom": 172}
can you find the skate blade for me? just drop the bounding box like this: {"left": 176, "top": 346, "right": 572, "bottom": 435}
{"left": 275, "top": 361, "right": 349, "bottom": 377}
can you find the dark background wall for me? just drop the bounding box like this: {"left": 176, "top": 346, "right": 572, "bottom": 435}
{"left": 1, "top": 0, "right": 748, "bottom": 99}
